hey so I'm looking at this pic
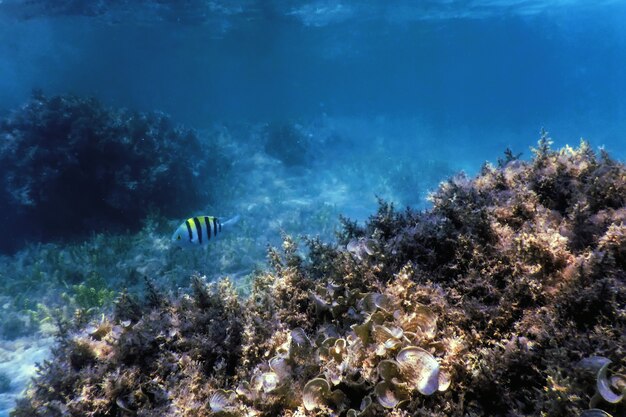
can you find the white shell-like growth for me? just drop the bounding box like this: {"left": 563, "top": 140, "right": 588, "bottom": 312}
{"left": 374, "top": 381, "right": 408, "bottom": 408}
{"left": 209, "top": 389, "right": 235, "bottom": 412}
{"left": 269, "top": 356, "right": 291, "bottom": 381}
{"left": 86, "top": 322, "right": 111, "bottom": 339}
{"left": 346, "top": 239, "right": 360, "bottom": 254}
{"left": 375, "top": 348, "right": 441, "bottom": 408}
{"left": 347, "top": 238, "right": 377, "bottom": 260}
{"left": 578, "top": 356, "right": 612, "bottom": 373}
{"left": 303, "top": 378, "right": 331, "bottom": 411}
{"left": 372, "top": 324, "right": 404, "bottom": 355}
{"left": 372, "top": 324, "right": 403, "bottom": 342}
{"left": 437, "top": 369, "right": 451, "bottom": 392}
{"left": 597, "top": 361, "right": 625, "bottom": 404}
{"left": 235, "top": 381, "right": 255, "bottom": 402}
{"left": 360, "top": 293, "right": 392, "bottom": 314}
{"left": 611, "top": 374, "right": 626, "bottom": 393}
{"left": 115, "top": 397, "right": 135, "bottom": 414}
{"left": 411, "top": 305, "right": 437, "bottom": 339}
{"left": 377, "top": 359, "right": 401, "bottom": 382}
{"left": 261, "top": 372, "right": 279, "bottom": 392}
{"left": 396, "top": 346, "right": 440, "bottom": 395}
{"left": 250, "top": 371, "right": 280, "bottom": 394}
{"left": 579, "top": 409, "right": 613, "bottom": 417}
{"left": 362, "top": 239, "right": 376, "bottom": 256}
{"left": 319, "top": 337, "right": 343, "bottom": 362}
{"left": 330, "top": 338, "right": 348, "bottom": 363}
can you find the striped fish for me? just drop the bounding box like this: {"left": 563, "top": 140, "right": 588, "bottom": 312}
{"left": 172, "top": 215, "right": 239, "bottom": 248}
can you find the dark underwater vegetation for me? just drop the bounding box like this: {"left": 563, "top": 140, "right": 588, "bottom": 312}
{"left": 0, "top": 92, "right": 232, "bottom": 254}
{"left": 0, "top": 1, "right": 625, "bottom": 417}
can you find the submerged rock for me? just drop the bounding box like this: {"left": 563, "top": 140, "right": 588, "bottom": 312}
{"left": 0, "top": 92, "right": 230, "bottom": 253}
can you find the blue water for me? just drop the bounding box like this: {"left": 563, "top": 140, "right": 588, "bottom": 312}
{"left": 1, "top": 1, "right": 626, "bottom": 158}
{"left": 1, "top": 1, "right": 626, "bottom": 415}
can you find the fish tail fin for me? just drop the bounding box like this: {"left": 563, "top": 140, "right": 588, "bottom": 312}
{"left": 222, "top": 215, "right": 240, "bottom": 227}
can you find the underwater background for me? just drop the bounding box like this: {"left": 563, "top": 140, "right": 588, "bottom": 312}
{"left": 0, "top": 1, "right": 625, "bottom": 416}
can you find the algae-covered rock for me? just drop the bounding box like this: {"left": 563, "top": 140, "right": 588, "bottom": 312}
{"left": 12, "top": 139, "right": 626, "bottom": 417}
{"left": 263, "top": 122, "right": 312, "bottom": 167}
{"left": 0, "top": 92, "right": 230, "bottom": 253}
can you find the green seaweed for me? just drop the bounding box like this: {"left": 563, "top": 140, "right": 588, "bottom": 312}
{"left": 67, "top": 272, "right": 116, "bottom": 310}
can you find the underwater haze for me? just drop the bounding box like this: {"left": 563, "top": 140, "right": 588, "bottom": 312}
{"left": 0, "top": 1, "right": 626, "bottom": 416}
{"left": 1, "top": 1, "right": 626, "bottom": 151}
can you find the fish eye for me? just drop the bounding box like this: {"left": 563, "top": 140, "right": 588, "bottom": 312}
{"left": 177, "top": 235, "right": 181, "bottom": 240}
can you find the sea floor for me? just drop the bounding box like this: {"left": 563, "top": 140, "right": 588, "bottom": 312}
{"left": 0, "top": 336, "right": 53, "bottom": 417}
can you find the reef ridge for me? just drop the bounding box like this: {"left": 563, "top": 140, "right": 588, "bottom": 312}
{"left": 12, "top": 138, "right": 626, "bottom": 417}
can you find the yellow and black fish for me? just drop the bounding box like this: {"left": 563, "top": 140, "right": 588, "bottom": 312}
{"left": 171, "top": 215, "right": 239, "bottom": 247}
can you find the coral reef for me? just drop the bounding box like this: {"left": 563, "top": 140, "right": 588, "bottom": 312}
{"left": 12, "top": 139, "right": 626, "bottom": 416}
{"left": 0, "top": 92, "right": 231, "bottom": 253}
